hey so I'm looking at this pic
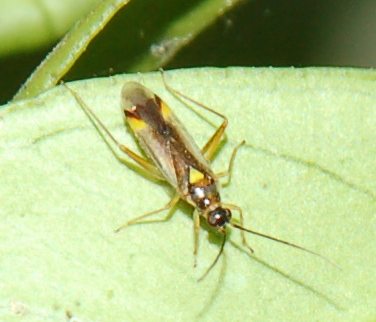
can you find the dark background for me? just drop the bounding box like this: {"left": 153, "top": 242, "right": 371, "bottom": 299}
{"left": 1, "top": 0, "right": 375, "bottom": 104}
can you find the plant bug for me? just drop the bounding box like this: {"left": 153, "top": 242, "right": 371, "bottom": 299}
{"left": 65, "top": 73, "right": 333, "bottom": 280}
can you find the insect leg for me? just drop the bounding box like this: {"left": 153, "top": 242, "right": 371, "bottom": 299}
{"left": 222, "top": 203, "right": 254, "bottom": 254}
{"left": 64, "top": 84, "right": 163, "bottom": 181}
{"left": 115, "top": 194, "right": 181, "bottom": 232}
{"left": 160, "top": 70, "right": 228, "bottom": 161}
{"left": 201, "top": 118, "right": 228, "bottom": 161}
{"left": 216, "top": 140, "right": 246, "bottom": 187}
{"left": 193, "top": 210, "right": 201, "bottom": 267}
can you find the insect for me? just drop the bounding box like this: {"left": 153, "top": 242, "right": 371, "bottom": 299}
{"left": 65, "top": 73, "right": 331, "bottom": 280}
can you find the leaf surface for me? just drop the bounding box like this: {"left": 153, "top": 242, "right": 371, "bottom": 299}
{"left": 0, "top": 68, "right": 375, "bottom": 321}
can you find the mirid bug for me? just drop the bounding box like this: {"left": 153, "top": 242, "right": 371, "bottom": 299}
{"left": 65, "top": 73, "right": 332, "bottom": 280}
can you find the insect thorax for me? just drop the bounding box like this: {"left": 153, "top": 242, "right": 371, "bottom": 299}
{"left": 187, "top": 167, "right": 221, "bottom": 211}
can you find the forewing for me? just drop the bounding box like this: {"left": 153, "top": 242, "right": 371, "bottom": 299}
{"left": 121, "top": 82, "right": 213, "bottom": 191}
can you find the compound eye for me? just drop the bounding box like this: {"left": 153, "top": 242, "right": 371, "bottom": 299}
{"left": 208, "top": 208, "right": 231, "bottom": 227}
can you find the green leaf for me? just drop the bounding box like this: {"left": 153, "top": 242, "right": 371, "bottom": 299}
{"left": 1, "top": 68, "right": 375, "bottom": 321}
{"left": 10, "top": 0, "right": 244, "bottom": 102}
{"left": 12, "top": 0, "right": 131, "bottom": 101}
{"left": 126, "top": 0, "right": 245, "bottom": 72}
{"left": 0, "top": 0, "right": 101, "bottom": 57}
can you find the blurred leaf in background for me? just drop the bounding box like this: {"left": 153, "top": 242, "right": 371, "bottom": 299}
{"left": 0, "top": 0, "right": 245, "bottom": 102}
{"left": 1, "top": 0, "right": 376, "bottom": 103}
{"left": 0, "top": 0, "right": 101, "bottom": 56}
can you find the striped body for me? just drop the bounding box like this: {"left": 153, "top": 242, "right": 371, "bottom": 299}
{"left": 122, "top": 82, "right": 221, "bottom": 212}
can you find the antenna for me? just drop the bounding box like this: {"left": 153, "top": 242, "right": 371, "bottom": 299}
{"left": 198, "top": 231, "right": 227, "bottom": 282}
{"left": 231, "top": 223, "right": 339, "bottom": 269}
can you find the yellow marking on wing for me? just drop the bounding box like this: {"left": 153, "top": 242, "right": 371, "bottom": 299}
{"left": 189, "top": 167, "right": 205, "bottom": 184}
{"left": 161, "top": 101, "right": 171, "bottom": 118}
{"left": 127, "top": 117, "right": 147, "bottom": 131}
